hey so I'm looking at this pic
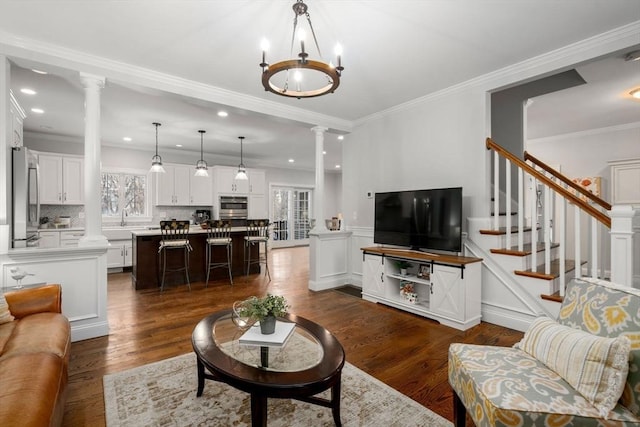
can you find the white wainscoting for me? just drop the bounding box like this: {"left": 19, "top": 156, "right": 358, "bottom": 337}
{"left": 1, "top": 246, "right": 109, "bottom": 342}
{"left": 308, "top": 230, "right": 352, "bottom": 291}
{"left": 348, "top": 227, "right": 374, "bottom": 287}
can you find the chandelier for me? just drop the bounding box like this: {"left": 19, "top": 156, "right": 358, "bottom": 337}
{"left": 259, "top": 0, "right": 344, "bottom": 99}
{"left": 149, "top": 122, "right": 165, "bottom": 173}
{"left": 194, "top": 130, "right": 209, "bottom": 177}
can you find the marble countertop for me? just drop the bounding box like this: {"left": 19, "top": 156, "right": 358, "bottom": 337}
{"left": 131, "top": 226, "right": 248, "bottom": 237}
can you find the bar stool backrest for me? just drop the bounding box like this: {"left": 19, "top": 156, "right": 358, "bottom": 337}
{"left": 246, "top": 219, "right": 269, "bottom": 241}
{"left": 159, "top": 220, "right": 191, "bottom": 246}
{"left": 207, "top": 220, "right": 232, "bottom": 242}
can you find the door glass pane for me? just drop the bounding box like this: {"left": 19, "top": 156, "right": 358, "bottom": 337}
{"left": 272, "top": 189, "right": 289, "bottom": 241}
{"left": 271, "top": 187, "right": 312, "bottom": 246}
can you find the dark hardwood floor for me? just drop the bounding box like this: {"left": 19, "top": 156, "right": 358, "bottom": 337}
{"left": 63, "top": 246, "right": 523, "bottom": 426}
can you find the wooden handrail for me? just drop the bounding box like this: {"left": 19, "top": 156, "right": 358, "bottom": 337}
{"left": 524, "top": 151, "right": 611, "bottom": 211}
{"left": 486, "top": 138, "right": 611, "bottom": 228}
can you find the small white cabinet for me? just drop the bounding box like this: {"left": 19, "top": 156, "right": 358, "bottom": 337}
{"left": 361, "top": 248, "right": 482, "bottom": 330}
{"left": 610, "top": 158, "right": 640, "bottom": 206}
{"left": 39, "top": 154, "right": 84, "bottom": 205}
{"left": 362, "top": 253, "right": 385, "bottom": 299}
{"left": 156, "top": 164, "right": 213, "bottom": 206}
{"left": 213, "top": 166, "right": 249, "bottom": 194}
{"left": 189, "top": 169, "right": 213, "bottom": 206}
{"left": 38, "top": 231, "right": 60, "bottom": 248}
{"left": 107, "top": 240, "right": 133, "bottom": 268}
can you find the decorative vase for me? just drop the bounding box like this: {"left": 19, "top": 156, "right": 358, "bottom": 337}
{"left": 232, "top": 299, "right": 252, "bottom": 329}
{"left": 400, "top": 268, "right": 408, "bottom": 276}
{"left": 260, "top": 315, "right": 276, "bottom": 335}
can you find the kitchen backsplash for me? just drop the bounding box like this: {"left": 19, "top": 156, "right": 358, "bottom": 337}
{"left": 40, "top": 205, "right": 211, "bottom": 229}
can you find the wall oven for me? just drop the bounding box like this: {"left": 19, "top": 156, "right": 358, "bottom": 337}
{"left": 219, "top": 196, "right": 248, "bottom": 220}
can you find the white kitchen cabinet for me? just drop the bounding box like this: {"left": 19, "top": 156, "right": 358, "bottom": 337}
{"left": 38, "top": 154, "right": 84, "bottom": 205}
{"left": 107, "top": 240, "right": 133, "bottom": 268}
{"left": 60, "top": 230, "right": 84, "bottom": 247}
{"left": 189, "top": 168, "right": 213, "bottom": 206}
{"left": 610, "top": 158, "right": 640, "bottom": 206}
{"left": 156, "top": 164, "right": 191, "bottom": 205}
{"left": 38, "top": 231, "right": 60, "bottom": 248}
{"left": 248, "top": 194, "right": 267, "bottom": 219}
{"left": 248, "top": 169, "right": 266, "bottom": 194}
{"left": 362, "top": 253, "right": 385, "bottom": 300}
{"left": 360, "top": 248, "right": 482, "bottom": 330}
{"left": 10, "top": 93, "right": 25, "bottom": 147}
{"left": 213, "top": 166, "right": 249, "bottom": 194}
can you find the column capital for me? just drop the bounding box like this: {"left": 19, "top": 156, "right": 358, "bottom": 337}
{"left": 79, "top": 72, "right": 105, "bottom": 90}
{"left": 311, "top": 126, "right": 328, "bottom": 135}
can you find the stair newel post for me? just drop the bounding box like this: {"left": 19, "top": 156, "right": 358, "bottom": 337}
{"left": 530, "top": 176, "right": 538, "bottom": 272}
{"left": 518, "top": 168, "right": 524, "bottom": 252}
{"left": 574, "top": 207, "right": 581, "bottom": 280}
{"left": 544, "top": 185, "right": 551, "bottom": 275}
{"left": 493, "top": 151, "right": 500, "bottom": 230}
{"left": 557, "top": 193, "right": 566, "bottom": 297}
{"left": 609, "top": 205, "right": 635, "bottom": 287}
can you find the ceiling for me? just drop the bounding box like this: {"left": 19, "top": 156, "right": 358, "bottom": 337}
{"left": 1, "top": 1, "right": 639, "bottom": 171}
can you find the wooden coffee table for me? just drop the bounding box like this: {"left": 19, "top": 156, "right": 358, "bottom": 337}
{"left": 191, "top": 310, "right": 345, "bottom": 427}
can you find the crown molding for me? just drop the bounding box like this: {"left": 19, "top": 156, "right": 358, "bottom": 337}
{"left": 355, "top": 20, "right": 640, "bottom": 127}
{"left": 0, "top": 31, "right": 353, "bottom": 133}
{"left": 527, "top": 121, "right": 640, "bottom": 144}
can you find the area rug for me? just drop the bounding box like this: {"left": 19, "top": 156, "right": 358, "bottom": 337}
{"left": 104, "top": 352, "right": 452, "bottom": 427}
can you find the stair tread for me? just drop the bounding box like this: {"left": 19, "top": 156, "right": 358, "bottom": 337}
{"left": 490, "top": 242, "right": 560, "bottom": 257}
{"left": 514, "top": 259, "right": 577, "bottom": 280}
{"left": 479, "top": 226, "right": 538, "bottom": 235}
{"left": 541, "top": 291, "right": 563, "bottom": 303}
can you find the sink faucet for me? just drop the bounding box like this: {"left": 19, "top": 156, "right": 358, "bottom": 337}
{"left": 120, "top": 210, "right": 127, "bottom": 227}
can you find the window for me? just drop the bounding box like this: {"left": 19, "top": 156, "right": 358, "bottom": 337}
{"left": 101, "top": 170, "right": 149, "bottom": 218}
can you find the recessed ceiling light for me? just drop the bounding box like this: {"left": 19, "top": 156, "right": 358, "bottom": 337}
{"left": 123, "top": 137, "right": 132, "bottom": 142}
{"left": 323, "top": 151, "right": 326, "bottom": 155}
{"left": 20, "top": 88, "right": 36, "bottom": 95}
{"left": 288, "top": 158, "right": 295, "bottom": 163}
{"left": 217, "top": 111, "right": 228, "bottom": 117}
{"left": 175, "top": 144, "right": 183, "bottom": 147}
{"left": 31, "top": 108, "right": 44, "bottom": 114}
{"left": 31, "top": 69, "right": 48, "bottom": 75}
{"left": 337, "top": 135, "right": 344, "bottom": 140}
{"left": 630, "top": 88, "right": 640, "bottom": 99}
{"left": 335, "top": 164, "right": 341, "bottom": 169}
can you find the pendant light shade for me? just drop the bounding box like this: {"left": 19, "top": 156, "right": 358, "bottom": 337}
{"left": 235, "top": 136, "right": 248, "bottom": 180}
{"left": 150, "top": 122, "right": 165, "bottom": 173}
{"left": 194, "top": 130, "right": 209, "bottom": 177}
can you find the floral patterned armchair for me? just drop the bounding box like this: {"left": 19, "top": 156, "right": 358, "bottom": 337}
{"left": 448, "top": 278, "right": 640, "bottom": 427}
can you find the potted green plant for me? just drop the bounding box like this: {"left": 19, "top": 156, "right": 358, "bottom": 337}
{"left": 240, "top": 294, "right": 289, "bottom": 335}
{"left": 396, "top": 260, "right": 411, "bottom": 276}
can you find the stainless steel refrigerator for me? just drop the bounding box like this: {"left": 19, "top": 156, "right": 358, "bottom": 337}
{"left": 12, "top": 147, "right": 40, "bottom": 248}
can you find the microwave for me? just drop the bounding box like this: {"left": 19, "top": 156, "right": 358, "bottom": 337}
{"left": 219, "top": 196, "right": 248, "bottom": 219}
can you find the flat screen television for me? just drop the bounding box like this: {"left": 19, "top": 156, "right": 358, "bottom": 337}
{"left": 374, "top": 187, "right": 463, "bottom": 253}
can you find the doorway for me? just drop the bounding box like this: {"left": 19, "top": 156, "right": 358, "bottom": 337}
{"left": 271, "top": 186, "right": 313, "bottom": 248}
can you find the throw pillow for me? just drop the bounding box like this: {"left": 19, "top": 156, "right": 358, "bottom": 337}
{"left": 0, "top": 294, "right": 15, "bottom": 324}
{"left": 517, "top": 316, "right": 630, "bottom": 419}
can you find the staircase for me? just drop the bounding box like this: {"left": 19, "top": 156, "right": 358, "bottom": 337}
{"left": 464, "top": 138, "right": 636, "bottom": 330}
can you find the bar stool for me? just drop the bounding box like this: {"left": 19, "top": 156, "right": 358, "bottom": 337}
{"left": 158, "top": 220, "right": 192, "bottom": 291}
{"left": 205, "top": 219, "right": 233, "bottom": 287}
{"left": 244, "top": 219, "right": 271, "bottom": 281}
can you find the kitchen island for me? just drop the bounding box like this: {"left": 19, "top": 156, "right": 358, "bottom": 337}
{"left": 131, "top": 226, "right": 259, "bottom": 290}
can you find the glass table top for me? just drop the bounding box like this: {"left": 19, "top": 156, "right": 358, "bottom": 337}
{"left": 212, "top": 313, "right": 324, "bottom": 372}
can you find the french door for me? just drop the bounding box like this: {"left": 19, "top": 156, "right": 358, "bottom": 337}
{"left": 271, "top": 186, "right": 313, "bottom": 247}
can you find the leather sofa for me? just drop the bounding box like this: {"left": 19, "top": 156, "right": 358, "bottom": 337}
{"left": 0, "top": 284, "right": 71, "bottom": 427}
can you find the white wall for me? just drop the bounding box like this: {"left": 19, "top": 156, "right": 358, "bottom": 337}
{"left": 343, "top": 88, "right": 490, "bottom": 231}
{"left": 526, "top": 123, "right": 640, "bottom": 200}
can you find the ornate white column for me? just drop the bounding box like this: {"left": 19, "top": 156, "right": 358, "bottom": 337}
{"left": 311, "top": 126, "right": 328, "bottom": 232}
{"left": 609, "top": 205, "right": 636, "bottom": 287}
{"left": 78, "top": 73, "right": 107, "bottom": 247}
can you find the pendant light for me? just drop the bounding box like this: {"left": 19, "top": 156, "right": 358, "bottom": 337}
{"left": 149, "top": 122, "right": 165, "bottom": 173}
{"left": 194, "top": 130, "right": 209, "bottom": 177}
{"left": 235, "top": 136, "right": 248, "bottom": 180}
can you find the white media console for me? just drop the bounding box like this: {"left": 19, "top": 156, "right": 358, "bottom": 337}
{"left": 361, "top": 247, "right": 482, "bottom": 331}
